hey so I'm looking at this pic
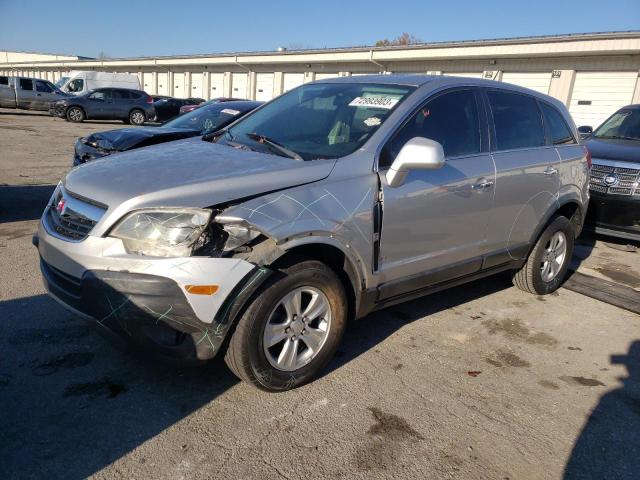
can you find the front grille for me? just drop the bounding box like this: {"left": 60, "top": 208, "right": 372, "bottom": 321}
{"left": 45, "top": 188, "right": 105, "bottom": 241}
{"left": 590, "top": 163, "right": 640, "bottom": 196}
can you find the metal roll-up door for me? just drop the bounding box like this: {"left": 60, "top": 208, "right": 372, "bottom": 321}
{"left": 283, "top": 73, "right": 304, "bottom": 92}
{"left": 209, "top": 73, "right": 224, "bottom": 99}
{"left": 157, "top": 73, "right": 169, "bottom": 96}
{"left": 255, "top": 73, "right": 274, "bottom": 101}
{"left": 569, "top": 71, "right": 638, "bottom": 127}
{"left": 231, "top": 73, "right": 248, "bottom": 99}
{"left": 143, "top": 73, "right": 154, "bottom": 94}
{"left": 501, "top": 72, "right": 552, "bottom": 95}
{"left": 190, "top": 73, "right": 204, "bottom": 98}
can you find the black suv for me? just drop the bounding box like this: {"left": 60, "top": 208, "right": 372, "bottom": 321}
{"left": 584, "top": 104, "right": 640, "bottom": 241}
{"left": 49, "top": 88, "right": 156, "bottom": 125}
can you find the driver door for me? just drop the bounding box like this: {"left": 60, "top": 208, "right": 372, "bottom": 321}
{"left": 376, "top": 88, "right": 496, "bottom": 299}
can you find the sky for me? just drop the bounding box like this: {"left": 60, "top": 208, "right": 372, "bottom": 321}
{"left": 0, "top": 0, "right": 639, "bottom": 58}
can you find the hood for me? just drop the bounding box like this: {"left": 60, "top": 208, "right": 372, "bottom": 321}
{"left": 64, "top": 137, "right": 336, "bottom": 233}
{"left": 83, "top": 127, "right": 200, "bottom": 152}
{"left": 585, "top": 137, "right": 640, "bottom": 163}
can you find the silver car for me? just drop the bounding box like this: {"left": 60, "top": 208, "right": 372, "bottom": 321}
{"left": 35, "top": 75, "right": 589, "bottom": 391}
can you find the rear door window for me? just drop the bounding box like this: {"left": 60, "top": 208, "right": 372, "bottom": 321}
{"left": 540, "top": 102, "right": 576, "bottom": 145}
{"left": 111, "top": 90, "right": 130, "bottom": 100}
{"left": 380, "top": 89, "right": 481, "bottom": 168}
{"left": 36, "top": 80, "right": 54, "bottom": 93}
{"left": 487, "top": 90, "right": 545, "bottom": 151}
{"left": 0, "top": 76, "right": 8, "bottom": 86}
{"left": 19, "top": 78, "right": 34, "bottom": 90}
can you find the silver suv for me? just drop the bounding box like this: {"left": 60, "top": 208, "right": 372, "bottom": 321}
{"left": 36, "top": 75, "right": 589, "bottom": 391}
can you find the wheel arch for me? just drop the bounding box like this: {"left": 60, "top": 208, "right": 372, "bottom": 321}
{"left": 527, "top": 196, "right": 585, "bottom": 252}
{"left": 269, "top": 241, "right": 363, "bottom": 323}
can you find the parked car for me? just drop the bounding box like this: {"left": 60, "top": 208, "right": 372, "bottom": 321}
{"left": 49, "top": 88, "right": 156, "bottom": 125}
{"left": 153, "top": 96, "right": 205, "bottom": 122}
{"left": 56, "top": 71, "right": 141, "bottom": 95}
{"left": 0, "top": 75, "right": 68, "bottom": 111}
{"left": 73, "top": 100, "right": 262, "bottom": 165}
{"left": 179, "top": 97, "right": 245, "bottom": 115}
{"left": 35, "top": 75, "right": 588, "bottom": 391}
{"left": 583, "top": 104, "right": 640, "bottom": 241}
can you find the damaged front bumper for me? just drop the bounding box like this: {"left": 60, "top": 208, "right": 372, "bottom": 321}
{"left": 36, "top": 219, "right": 270, "bottom": 361}
{"left": 73, "top": 138, "right": 110, "bottom": 166}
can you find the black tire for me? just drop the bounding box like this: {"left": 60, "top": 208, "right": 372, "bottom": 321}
{"left": 224, "top": 259, "right": 347, "bottom": 391}
{"left": 129, "top": 109, "right": 146, "bottom": 126}
{"left": 66, "top": 106, "right": 85, "bottom": 123}
{"left": 512, "top": 215, "right": 574, "bottom": 295}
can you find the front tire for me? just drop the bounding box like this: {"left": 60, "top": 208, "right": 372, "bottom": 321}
{"left": 512, "top": 215, "right": 574, "bottom": 295}
{"left": 66, "top": 106, "right": 84, "bottom": 123}
{"left": 224, "top": 259, "right": 347, "bottom": 391}
{"left": 129, "top": 109, "right": 145, "bottom": 126}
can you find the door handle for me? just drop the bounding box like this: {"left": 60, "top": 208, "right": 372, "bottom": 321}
{"left": 36, "top": 93, "right": 41, "bottom": 96}
{"left": 544, "top": 167, "right": 559, "bottom": 176}
{"left": 472, "top": 179, "right": 494, "bottom": 190}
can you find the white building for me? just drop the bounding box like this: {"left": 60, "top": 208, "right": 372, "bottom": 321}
{"left": 2, "top": 31, "right": 640, "bottom": 127}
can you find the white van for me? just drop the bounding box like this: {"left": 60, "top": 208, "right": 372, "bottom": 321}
{"left": 57, "top": 71, "right": 141, "bottom": 95}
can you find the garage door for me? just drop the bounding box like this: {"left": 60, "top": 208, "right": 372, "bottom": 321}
{"left": 232, "top": 73, "right": 248, "bottom": 99}
{"left": 315, "top": 73, "right": 340, "bottom": 80}
{"left": 157, "top": 73, "right": 169, "bottom": 96}
{"left": 190, "top": 73, "right": 204, "bottom": 98}
{"left": 143, "top": 73, "right": 154, "bottom": 94}
{"left": 173, "top": 73, "right": 186, "bottom": 98}
{"left": 209, "top": 73, "right": 224, "bottom": 99}
{"left": 283, "top": 73, "right": 304, "bottom": 92}
{"left": 255, "top": 73, "right": 274, "bottom": 101}
{"left": 445, "top": 72, "right": 483, "bottom": 78}
{"left": 502, "top": 72, "right": 551, "bottom": 94}
{"left": 569, "top": 71, "right": 638, "bottom": 127}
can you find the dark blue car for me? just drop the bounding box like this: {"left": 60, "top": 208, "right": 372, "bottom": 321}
{"left": 50, "top": 88, "right": 156, "bottom": 125}
{"left": 73, "top": 100, "right": 263, "bottom": 165}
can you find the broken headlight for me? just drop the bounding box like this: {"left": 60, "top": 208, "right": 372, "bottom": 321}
{"left": 221, "top": 224, "right": 260, "bottom": 252}
{"left": 111, "top": 208, "right": 212, "bottom": 257}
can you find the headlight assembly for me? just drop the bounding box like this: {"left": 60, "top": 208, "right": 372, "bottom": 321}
{"left": 110, "top": 208, "right": 211, "bottom": 257}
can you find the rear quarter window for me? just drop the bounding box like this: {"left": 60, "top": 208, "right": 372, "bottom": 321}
{"left": 487, "top": 90, "right": 545, "bottom": 151}
{"left": 540, "top": 102, "right": 576, "bottom": 145}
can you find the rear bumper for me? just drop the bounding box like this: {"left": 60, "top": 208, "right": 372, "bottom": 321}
{"left": 585, "top": 190, "right": 640, "bottom": 241}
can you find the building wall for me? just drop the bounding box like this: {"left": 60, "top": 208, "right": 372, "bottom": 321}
{"left": 1, "top": 33, "right": 639, "bottom": 126}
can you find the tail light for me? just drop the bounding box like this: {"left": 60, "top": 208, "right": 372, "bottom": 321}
{"left": 145, "top": 95, "right": 153, "bottom": 104}
{"left": 582, "top": 145, "right": 592, "bottom": 169}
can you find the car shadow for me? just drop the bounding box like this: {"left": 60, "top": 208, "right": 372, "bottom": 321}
{"left": 563, "top": 340, "right": 640, "bottom": 479}
{"left": 0, "top": 293, "right": 240, "bottom": 479}
{"left": 0, "top": 184, "right": 55, "bottom": 223}
{"left": 570, "top": 231, "right": 597, "bottom": 272}
{"left": 324, "top": 273, "right": 513, "bottom": 376}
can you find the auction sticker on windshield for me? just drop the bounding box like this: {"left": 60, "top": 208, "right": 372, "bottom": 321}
{"left": 349, "top": 96, "right": 399, "bottom": 109}
{"left": 221, "top": 108, "right": 241, "bottom": 115}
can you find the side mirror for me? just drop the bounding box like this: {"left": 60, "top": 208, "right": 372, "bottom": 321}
{"left": 386, "top": 137, "right": 445, "bottom": 187}
{"left": 577, "top": 125, "right": 593, "bottom": 138}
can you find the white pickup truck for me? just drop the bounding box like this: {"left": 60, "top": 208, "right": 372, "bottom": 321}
{"left": 0, "top": 75, "right": 69, "bottom": 111}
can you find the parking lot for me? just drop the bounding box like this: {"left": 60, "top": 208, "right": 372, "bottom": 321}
{"left": 1, "top": 108, "right": 639, "bottom": 479}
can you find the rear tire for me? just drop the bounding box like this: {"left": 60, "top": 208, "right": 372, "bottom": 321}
{"left": 224, "top": 259, "right": 347, "bottom": 391}
{"left": 66, "top": 106, "right": 84, "bottom": 123}
{"left": 512, "top": 215, "right": 574, "bottom": 295}
{"left": 129, "top": 109, "right": 145, "bottom": 126}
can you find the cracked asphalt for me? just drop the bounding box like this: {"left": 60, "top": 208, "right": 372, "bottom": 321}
{"left": 1, "top": 109, "right": 639, "bottom": 479}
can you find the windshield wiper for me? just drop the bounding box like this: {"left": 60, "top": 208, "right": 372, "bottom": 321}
{"left": 245, "top": 132, "right": 303, "bottom": 161}
{"left": 202, "top": 128, "right": 229, "bottom": 143}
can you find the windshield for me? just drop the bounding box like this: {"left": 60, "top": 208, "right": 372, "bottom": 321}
{"left": 164, "top": 103, "right": 254, "bottom": 134}
{"left": 55, "top": 76, "right": 69, "bottom": 88}
{"left": 222, "top": 82, "right": 416, "bottom": 160}
{"left": 594, "top": 109, "right": 640, "bottom": 141}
